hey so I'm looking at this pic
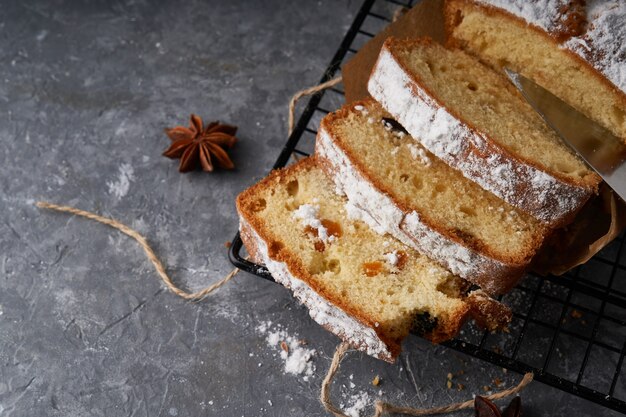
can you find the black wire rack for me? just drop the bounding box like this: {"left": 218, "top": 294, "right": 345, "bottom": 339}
{"left": 229, "top": 0, "right": 626, "bottom": 412}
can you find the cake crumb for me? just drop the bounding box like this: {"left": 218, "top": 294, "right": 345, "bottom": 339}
{"left": 372, "top": 375, "right": 381, "bottom": 386}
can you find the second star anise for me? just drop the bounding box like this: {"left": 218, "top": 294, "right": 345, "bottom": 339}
{"left": 163, "top": 114, "right": 237, "bottom": 173}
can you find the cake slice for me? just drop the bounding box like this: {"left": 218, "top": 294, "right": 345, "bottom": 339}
{"left": 444, "top": 0, "right": 626, "bottom": 146}
{"left": 237, "top": 157, "right": 511, "bottom": 362}
{"left": 368, "top": 37, "right": 601, "bottom": 227}
{"left": 316, "top": 99, "right": 547, "bottom": 295}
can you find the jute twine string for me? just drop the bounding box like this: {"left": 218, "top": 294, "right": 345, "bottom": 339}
{"left": 321, "top": 343, "right": 534, "bottom": 417}
{"left": 35, "top": 201, "right": 239, "bottom": 301}
{"left": 320, "top": 342, "right": 353, "bottom": 417}
{"left": 288, "top": 76, "right": 343, "bottom": 135}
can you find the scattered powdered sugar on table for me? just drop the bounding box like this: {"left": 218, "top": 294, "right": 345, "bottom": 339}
{"left": 106, "top": 163, "right": 134, "bottom": 199}
{"left": 341, "top": 391, "right": 372, "bottom": 417}
{"left": 256, "top": 320, "right": 316, "bottom": 381}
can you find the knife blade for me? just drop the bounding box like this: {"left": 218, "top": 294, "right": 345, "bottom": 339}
{"left": 504, "top": 68, "right": 626, "bottom": 201}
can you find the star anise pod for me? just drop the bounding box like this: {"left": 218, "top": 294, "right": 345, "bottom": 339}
{"left": 163, "top": 114, "right": 237, "bottom": 172}
{"left": 475, "top": 396, "right": 522, "bottom": 417}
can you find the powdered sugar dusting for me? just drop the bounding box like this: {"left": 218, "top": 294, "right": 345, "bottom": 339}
{"left": 406, "top": 143, "right": 431, "bottom": 166}
{"left": 341, "top": 391, "right": 372, "bottom": 417}
{"left": 401, "top": 210, "right": 494, "bottom": 283}
{"left": 383, "top": 250, "right": 399, "bottom": 267}
{"left": 368, "top": 44, "right": 591, "bottom": 225}
{"left": 565, "top": 0, "right": 626, "bottom": 92}
{"left": 344, "top": 199, "right": 389, "bottom": 236}
{"left": 477, "top": 0, "right": 566, "bottom": 33}
{"left": 240, "top": 217, "right": 393, "bottom": 361}
{"left": 256, "top": 320, "right": 316, "bottom": 380}
{"left": 106, "top": 163, "right": 134, "bottom": 199}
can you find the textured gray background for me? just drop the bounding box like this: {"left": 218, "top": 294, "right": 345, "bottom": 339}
{"left": 0, "top": 0, "right": 622, "bottom": 416}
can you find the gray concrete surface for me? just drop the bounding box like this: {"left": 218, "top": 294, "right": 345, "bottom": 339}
{"left": 0, "top": 0, "right": 622, "bottom": 416}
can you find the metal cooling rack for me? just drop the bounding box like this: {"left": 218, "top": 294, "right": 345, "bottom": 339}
{"left": 229, "top": 0, "right": 626, "bottom": 412}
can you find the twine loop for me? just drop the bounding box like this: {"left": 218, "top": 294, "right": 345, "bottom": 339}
{"left": 320, "top": 342, "right": 533, "bottom": 417}
{"left": 36, "top": 201, "right": 238, "bottom": 301}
